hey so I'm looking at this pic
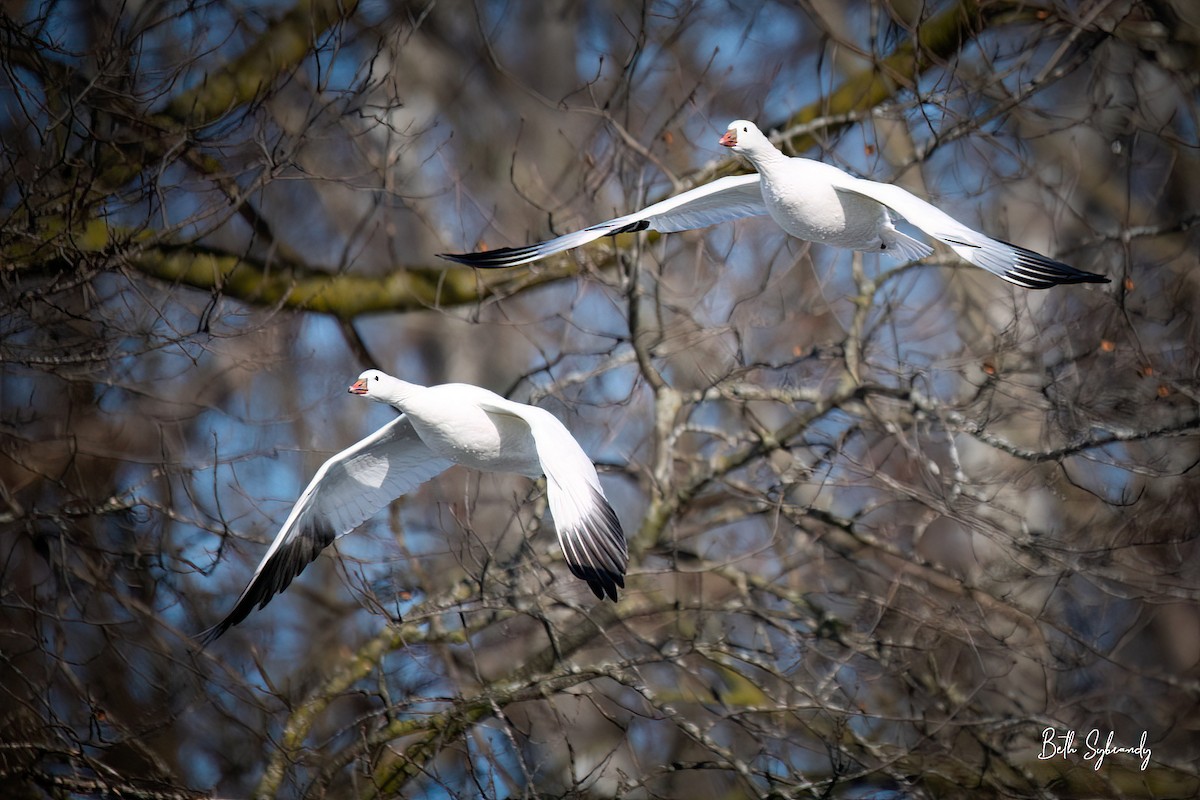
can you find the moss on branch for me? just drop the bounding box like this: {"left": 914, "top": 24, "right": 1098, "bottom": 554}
{"left": 131, "top": 246, "right": 586, "bottom": 318}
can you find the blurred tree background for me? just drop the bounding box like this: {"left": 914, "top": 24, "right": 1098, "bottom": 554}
{"left": 2, "top": 0, "right": 1199, "bottom": 796}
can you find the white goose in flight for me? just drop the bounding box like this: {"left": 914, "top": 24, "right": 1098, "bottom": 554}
{"left": 440, "top": 119, "right": 1108, "bottom": 290}
{"left": 200, "top": 370, "right": 627, "bottom": 643}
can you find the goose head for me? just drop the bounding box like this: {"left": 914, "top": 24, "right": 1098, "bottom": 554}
{"left": 349, "top": 369, "right": 401, "bottom": 403}
{"left": 719, "top": 120, "right": 771, "bottom": 156}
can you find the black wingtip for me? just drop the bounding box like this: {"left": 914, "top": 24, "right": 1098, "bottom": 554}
{"left": 574, "top": 565, "right": 625, "bottom": 602}
{"left": 195, "top": 617, "right": 236, "bottom": 649}
{"left": 196, "top": 517, "right": 337, "bottom": 646}
{"left": 437, "top": 246, "right": 531, "bottom": 268}
{"left": 1003, "top": 241, "right": 1109, "bottom": 289}
{"left": 194, "top": 590, "right": 263, "bottom": 648}
{"left": 564, "top": 490, "right": 628, "bottom": 602}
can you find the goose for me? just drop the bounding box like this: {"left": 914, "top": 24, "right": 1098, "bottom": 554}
{"left": 440, "top": 119, "right": 1108, "bottom": 290}
{"left": 200, "top": 370, "right": 627, "bottom": 643}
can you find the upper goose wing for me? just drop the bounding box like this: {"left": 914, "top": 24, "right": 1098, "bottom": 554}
{"left": 831, "top": 176, "right": 1109, "bottom": 289}
{"left": 439, "top": 173, "right": 767, "bottom": 269}
{"left": 199, "top": 415, "right": 453, "bottom": 644}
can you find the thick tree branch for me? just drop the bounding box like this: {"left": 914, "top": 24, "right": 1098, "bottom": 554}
{"left": 128, "top": 245, "right": 585, "bottom": 319}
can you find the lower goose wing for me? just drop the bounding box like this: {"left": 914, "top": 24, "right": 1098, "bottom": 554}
{"left": 199, "top": 415, "right": 453, "bottom": 644}
{"left": 476, "top": 398, "right": 628, "bottom": 600}
{"left": 439, "top": 174, "right": 767, "bottom": 269}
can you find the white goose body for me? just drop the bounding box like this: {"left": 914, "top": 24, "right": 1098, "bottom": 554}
{"left": 399, "top": 383, "right": 541, "bottom": 476}
{"left": 755, "top": 153, "right": 903, "bottom": 252}
{"left": 200, "top": 371, "right": 627, "bottom": 643}
{"left": 441, "top": 119, "right": 1108, "bottom": 290}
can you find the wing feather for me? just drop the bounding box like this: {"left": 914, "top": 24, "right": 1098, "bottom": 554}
{"left": 832, "top": 177, "right": 1108, "bottom": 288}
{"left": 199, "top": 415, "right": 452, "bottom": 644}
{"left": 439, "top": 174, "right": 767, "bottom": 269}
{"left": 474, "top": 398, "right": 628, "bottom": 599}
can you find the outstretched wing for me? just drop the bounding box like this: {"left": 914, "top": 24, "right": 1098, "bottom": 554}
{"left": 439, "top": 174, "right": 767, "bottom": 269}
{"left": 199, "top": 415, "right": 452, "bottom": 644}
{"left": 475, "top": 397, "right": 628, "bottom": 600}
{"left": 833, "top": 177, "right": 1109, "bottom": 289}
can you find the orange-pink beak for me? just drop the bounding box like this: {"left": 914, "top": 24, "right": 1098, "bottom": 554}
{"left": 348, "top": 379, "right": 368, "bottom": 395}
{"left": 719, "top": 129, "right": 737, "bottom": 147}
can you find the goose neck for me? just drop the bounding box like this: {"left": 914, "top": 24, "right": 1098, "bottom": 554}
{"left": 745, "top": 145, "right": 789, "bottom": 173}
